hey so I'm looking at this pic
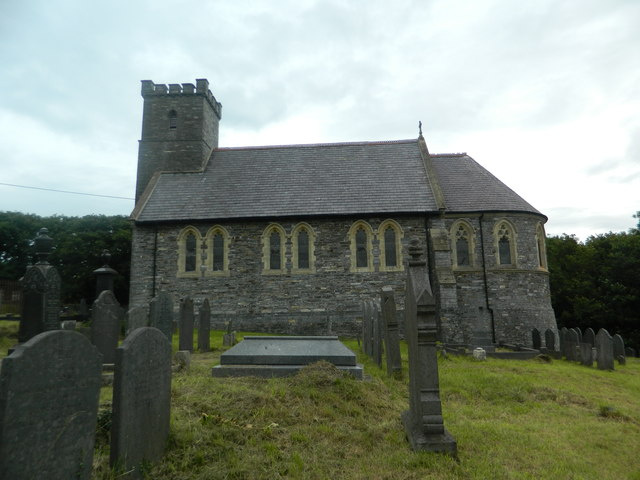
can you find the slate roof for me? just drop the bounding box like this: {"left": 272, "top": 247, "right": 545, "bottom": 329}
{"left": 132, "top": 138, "right": 542, "bottom": 223}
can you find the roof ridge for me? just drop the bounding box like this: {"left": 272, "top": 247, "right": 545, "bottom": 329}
{"left": 215, "top": 138, "right": 418, "bottom": 151}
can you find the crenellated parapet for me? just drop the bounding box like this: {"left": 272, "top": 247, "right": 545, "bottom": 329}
{"left": 140, "top": 79, "right": 222, "bottom": 119}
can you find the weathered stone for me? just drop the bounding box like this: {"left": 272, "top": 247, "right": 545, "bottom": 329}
{"left": 545, "top": 328, "right": 556, "bottom": 351}
{"left": 371, "top": 300, "right": 383, "bottom": 367}
{"left": 596, "top": 329, "right": 614, "bottom": 370}
{"left": 531, "top": 328, "right": 541, "bottom": 350}
{"left": 566, "top": 329, "right": 579, "bottom": 362}
{"left": 149, "top": 290, "right": 174, "bottom": 342}
{"left": 61, "top": 320, "right": 76, "bottom": 330}
{"left": 362, "top": 300, "right": 373, "bottom": 357}
{"left": 0, "top": 330, "right": 101, "bottom": 479}
{"left": 179, "top": 297, "right": 194, "bottom": 352}
{"left": 401, "top": 241, "right": 456, "bottom": 456}
{"left": 111, "top": 327, "right": 172, "bottom": 477}
{"left": 381, "top": 287, "right": 402, "bottom": 378}
{"left": 583, "top": 328, "right": 596, "bottom": 347}
{"left": 212, "top": 336, "right": 363, "bottom": 378}
{"left": 198, "top": 298, "right": 211, "bottom": 352}
{"left": 175, "top": 350, "right": 191, "bottom": 370}
{"left": 126, "top": 305, "right": 148, "bottom": 335}
{"left": 473, "top": 347, "right": 487, "bottom": 361}
{"left": 559, "top": 327, "right": 568, "bottom": 358}
{"left": 613, "top": 334, "right": 625, "bottom": 362}
{"left": 91, "top": 290, "right": 122, "bottom": 364}
{"left": 18, "top": 263, "right": 61, "bottom": 343}
{"left": 572, "top": 327, "right": 582, "bottom": 345}
{"left": 580, "top": 342, "right": 593, "bottom": 366}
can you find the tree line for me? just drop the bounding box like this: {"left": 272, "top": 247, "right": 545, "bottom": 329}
{"left": 0, "top": 211, "right": 638, "bottom": 349}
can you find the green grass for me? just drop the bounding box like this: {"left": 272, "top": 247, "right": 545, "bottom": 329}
{"left": 2, "top": 325, "right": 639, "bottom": 479}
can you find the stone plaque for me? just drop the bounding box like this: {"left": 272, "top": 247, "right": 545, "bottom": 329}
{"left": 111, "top": 327, "right": 172, "bottom": 477}
{"left": 0, "top": 330, "right": 101, "bottom": 479}
{"left": 91, "top": 290, "right": 122, "bottom": 364}
{"left": 179, "top": 297, "right": 194, "bottom": 352}
{"left": 198, "top": 299, "right": 211, "bottom": 353}
{"left": 149, "top": 291, "right": 174, "bottom": 342}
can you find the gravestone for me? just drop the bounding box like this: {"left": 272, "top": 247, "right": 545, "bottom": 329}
{"left": 93, "top": 249, "right": 118, "bottom": 297}
{"left": 91, "top": 289, "right": 122, "bottom": 364}
{"left": 198, "top": 298, "right": 211, "bottom": 353}
{"left": 362, "top": 300, "right": 373, "bottom": 357}
{"left": 0, "top": 330, "right": 101, "bottom": 479}
{"left": 126, "top": 305, "right": 148, "bottom": 336}
{"left": 470, "top": 306, "right": 494, "bottom": 350}
{"left": 583, "top": 328, "right": 596, "bottom": 347}
{"left": 401, "top": 240, "right": 457, "bottom": 456}
{"left": 572, "top": 327, "right": 583, "bottom": 345}
{"left": 596, "top": 329, "right": 614, "bottom": 371}
{"left": 579, "top": 343, "right": 593, "bottom": 366}
{"left": 613, "top": 334, "right": 625, "bottom": 364}
{"left": 223, "top": 321, "right": 237, "bottom": 346}
{"left": 18, "top": 228, "right": 61, "bottom": 343}
{"left": 372, "top": 300, "right": 383, "bottom": 367}
{"left": 473, "top": 347, "right": 487, "bottom": 361}
{"left": 111, "top": 327, "right": 172, "bottom": 477}
{"left": 381, "top": 287, "right": 402, "bottom": 378}
{"left": 179, "top": 297, "right": 195, "bottom": 352}
{"left": 559, "top": 327, "right": 568, "bottom": 358}
{"left": 565, "top": 329, "right": 579, "bottom": 362}
{"left": 531, "top": 328, "right": 541, "bottom": 350}
{"left": 149, "top": 290, "right": 174, "bottom": 342}
{"left": 544, "top": 329, "right": 556, "bottom": 352}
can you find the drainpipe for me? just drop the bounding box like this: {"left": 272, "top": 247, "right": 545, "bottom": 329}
{"left": 152, "top": 226, "right": 158, "bottom": 297}
{"left": 479, "top": 214, "right": 496, "bottom": 344}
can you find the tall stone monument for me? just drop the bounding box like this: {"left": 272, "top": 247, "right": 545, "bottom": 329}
{"left": 179, "top": 296, "right": 195, "bottom": 352}
{"left": 401, "top": 240, "right": 457, "bottom": 456}
{"left": 198, "top": 298, "right": 211, "bottom": 353}
{"left": 18, "top": 228, "right": 61, "bottom": 343}
{"left": 381, "top": 286, "right": 402, "bottom": 379}
{"left": 91, "top": 290, "right": 123, "bottom": 364}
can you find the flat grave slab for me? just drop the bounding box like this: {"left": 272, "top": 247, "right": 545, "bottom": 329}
{"left": 212, "top": 336, "right": 363, "bottom": 379}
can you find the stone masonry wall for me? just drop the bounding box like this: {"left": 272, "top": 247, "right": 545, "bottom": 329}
{"left": 129, "top": 216, "right": 427, "bottom": 336}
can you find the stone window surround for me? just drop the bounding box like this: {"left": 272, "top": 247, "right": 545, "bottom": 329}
{"left": 348, "top": 220, "right": 375, "bottom": 272}
{"left": 493, "top": 219, "right": 518, "bottom": 268}
{"left": 176, "top": 226, "right": 202, "bottom": 278}
{"left": 450, "top": 219, "right": 476, "bottom": 269}
{"left": 261, "top": 223, "right": 287, "bottom": 275}
{"left": 204, "top": 225, "right": 230, "bottom": 277}
{"left": 378, "top": 219, "right": 404, "bottom": 272}
{"left": 535, "top": 222, "right": 548, "bottom": 271}
{"left": 291, "top": 222, "right": 317, "bottom": 274}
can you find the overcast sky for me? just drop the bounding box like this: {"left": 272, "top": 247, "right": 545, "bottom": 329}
{"left": 1, "top": 0, "right": 638, "bottom": 241}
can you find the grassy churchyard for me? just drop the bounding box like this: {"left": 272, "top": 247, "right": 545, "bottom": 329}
{"left": 1, "top": 322, "right": 639, "bottom": 479}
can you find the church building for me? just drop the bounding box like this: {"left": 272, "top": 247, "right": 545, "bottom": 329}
{"left": 129, "top": 79, "right": 558, "bottom": 345}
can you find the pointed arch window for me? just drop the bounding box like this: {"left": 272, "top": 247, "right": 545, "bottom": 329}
{"left": 204, "top": 225, "right": 230, "bottom": 276}
{"left": 262, "top": 224, "right": 287, "bottom": 274}
{"left": 349, "top": 221, "right": 374, "bottom": 272}
{"left": 494, "top": 221, "right": 517, "bottom": 267}
{"left": 292, "top": 223, "right": 316, "bottom": 273}
{"left": 177, "top": 226, "right": 202, "bottom": 277}
{"left": 168, "top": 110, "right": 177, "bottom": 129}
{"left": 378, "top": 220, "right": 404, "bottom": 272}
{"left": 451, "top": 221, "right": 475, "bottom": 268}
{"left": 536, "top": 223, "right": 548, "bottom": 270}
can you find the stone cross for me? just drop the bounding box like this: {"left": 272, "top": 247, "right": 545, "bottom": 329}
{"left": 198, "top": 298, "right": 211, "bottom": 353}
{"left": 110, "top": 327, "right": 171, "bottom": 477}
{"left": 401, "top": 240, "right": 457, "bottom": 456}
{"left": 18, "top": 228, "right": 61, "bottom": 343}
{"left": 381, "top": 287, "right": 402, "bottom": 379}
{"left": 179, "top": 297, "right": 195, "bottom": 352}
{"left": 90, "top": 290, "right": 123, "bottom": 364}
{"left": 0, "top": 330, "right": 102, "bottom": 479}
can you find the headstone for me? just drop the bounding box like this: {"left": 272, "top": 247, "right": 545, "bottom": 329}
{"left": 401, "top": 240, "right": 457, "bottom": 456}
{"left": 179, "top": 297, "right": 194, "bottom": 352}
{"left": 91, "top": 290, "right": 122, "bottom": 364}
{"left": 596, "top": 329, "right": 614, "bottom": 370}
{"left": 470, "top": 306, "right": 494, "bottom": 349}
{"left": 61, "top": 320, "right": 76, "bottom": 330}
{"left": 0, "top": 330, "right": 102, "bottom": 479}
{"left": 559, "top": 327, "right": 568, "bottom": 358}
{"left": 222, "top": 321, "right": 237, "bottom": 346}
{"left": 371, "top": 300, "right": 383, "bottom": 367}
{"left": 613, "top": 334, "right": 625, "bottom": 363}
{"left": 175, "top": 350, "right": 191, "bottom": 370}
{"left": 572, "top": 327, "right": 582, "bottom": 345}
{"left": 473, "top": 347, "right": 487, "bottom": 361}
{"left": 198, "top": 299, "right": 211, "bottom": 353}
{"left": 111, "top": 327, "right": 172, "bottom": 477}
{"left": 381, "top": 287, "right": 402, "bottom": 378}
{"left": 544, "top": 329, "right": 556, "bottom": 352}
{"left": 126, "top": 305, "right": 148, "bottom": 336}
{"left": 566, "top": 329, "right": 580, "bottom": 362}
{"left": 579, "top": 343, "right": 593, "bottom": 366}
{"left": 583, "top": 328, "right": 595, "bottom": 347}
{"left": 149, "top": 290, "right": 174, "bottom": 342}
{"left": 531, "top": 328, "right": 541, "bottom": 350}
{"left": 362, "top": 300, "right": 373, "bottom": 357}
{"left": 18, "top": 228, "right": 61, "bottom": 343}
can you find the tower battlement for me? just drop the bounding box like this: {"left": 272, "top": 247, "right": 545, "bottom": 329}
{"left": 140, "top": 79, "right": 222, "bottom": 119}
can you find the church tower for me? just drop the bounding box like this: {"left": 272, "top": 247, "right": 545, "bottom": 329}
{"left": 135, "top": 79, "right": 222, "bottom": 202}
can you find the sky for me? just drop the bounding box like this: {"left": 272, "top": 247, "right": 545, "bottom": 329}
{"left": 0, "top": 0, "right": 638, "bottom": 242}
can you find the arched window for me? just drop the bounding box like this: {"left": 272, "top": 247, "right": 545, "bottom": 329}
{"left": 205, "top": 225, "right": 230, "bottom": 275}
{"left": 177, "top": 226, "right": 202, "bottom": 277}
{"left": 450, "top": 221, "right": 475, "bottom": 268}
{"left": 292, "top": 223, "right": 316, "bottom": 273}
{"left": 168, "top": 110, "right": 177, "bottom": 129}
{"left": 494, "top": 221, "right": 517, "bottom": 267}
{"left": 378, "top": 219, "right": 404, "bottom": 272}
{"left": 536, "top": 223, "right": 548, "bottom": 270}
{"left": 348, "top": 221, "right": 374, "bottom": 272}
{"left": 262, "top": 224, "right": 286, "bottom": 274}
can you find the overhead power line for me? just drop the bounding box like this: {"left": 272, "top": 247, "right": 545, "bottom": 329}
{"left": 0, "top": 182, "right": 135, "bottom": 200}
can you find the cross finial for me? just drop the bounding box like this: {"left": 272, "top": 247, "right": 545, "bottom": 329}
{"left": 418, "top": 121, "right": 423, "bottom": 136}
